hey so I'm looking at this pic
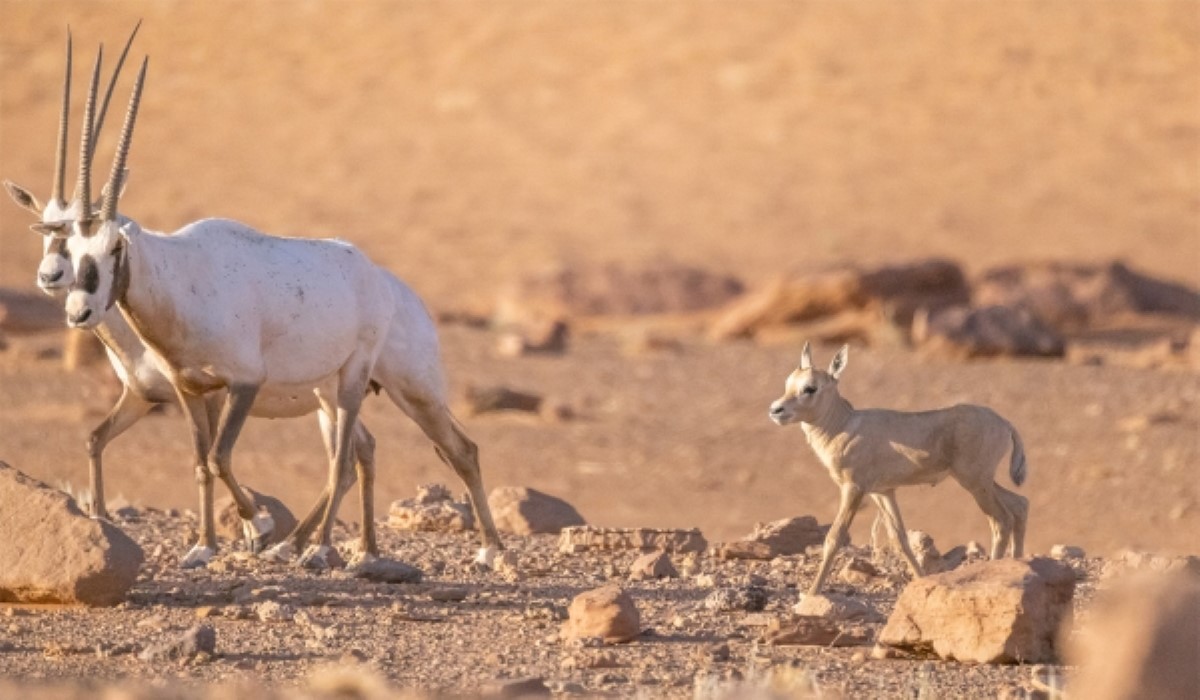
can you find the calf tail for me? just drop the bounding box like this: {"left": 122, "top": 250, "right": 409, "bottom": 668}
{"left": 1009, "top": 426, "right": 1027, "bottom": 487}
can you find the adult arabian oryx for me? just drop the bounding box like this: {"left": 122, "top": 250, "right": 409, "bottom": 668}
{"left": 4, "top": 30, "right": 389, "bottom": 568}
{"left": 768, "top": 342, "right": 1029, "bottom": 595}
{"left": 28, "top": 43, "right": 502, "bottom": 570}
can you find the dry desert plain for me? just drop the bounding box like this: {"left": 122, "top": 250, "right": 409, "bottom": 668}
{"left": 0, "top": 1, "right": 1197, "bottom": 698}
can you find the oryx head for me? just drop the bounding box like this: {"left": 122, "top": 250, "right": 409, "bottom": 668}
{"left": 61, "top": 49, "right": 148, "bottom": 330}
{"left": 3, "top": 24, "right": 140, "bottom": 296}
{"left": 768, "top": 342, "right": 849, "bottom": 426}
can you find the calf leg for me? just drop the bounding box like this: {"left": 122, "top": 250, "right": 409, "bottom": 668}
{"left": 969, "top": 485, "right": 1014, "bottom": 559}
{"left": 996, "top": 486, "right": 1028, "bottom": 557}
{"left": 808, "top": 483, "right": 864, "bottom": 595}
{"left": 85, "top": 386, "right": 153, "bottom": 519}
{"left": 870, "top": 491, "right": 923, "bottom": 579}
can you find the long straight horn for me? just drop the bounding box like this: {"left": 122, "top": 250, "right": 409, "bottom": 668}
{"left": 101, "top": 57, "right": 147, "bottom": 223}
{"left": 50, "top": 29, "right": 72, "bottom": 207}
{"left": 90, "top": 20, "right": 142, "bottom": 161}
{"left": 74, "top": 45, "right": 103, "bottom": 225}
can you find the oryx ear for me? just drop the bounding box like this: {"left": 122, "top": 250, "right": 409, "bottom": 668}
{"left": 4, "top": 180, "right": 43, "bottom": 216}
{"left": 799, "top": 341, "right": 813, "bottom": 370}
{"left": 829, "top": 344, "right": 849, "bottom": 379}
{"left": 30, "top": 221, "right": 71, "bottom": 238}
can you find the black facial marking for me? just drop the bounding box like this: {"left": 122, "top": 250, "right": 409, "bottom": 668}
{"left": 78, "top": 254, "right": 101, "bottom": 294}
{"left": 51, "top": 237, "right": 69, "bottom": 259}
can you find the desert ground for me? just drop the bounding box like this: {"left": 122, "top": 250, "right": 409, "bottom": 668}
{"left": 0, "top": 1, "right": 1197, "bottom": 697}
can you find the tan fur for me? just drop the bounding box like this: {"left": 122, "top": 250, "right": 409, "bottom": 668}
{"left": 770, "top": 342, "right": 1029, "bottom": 595}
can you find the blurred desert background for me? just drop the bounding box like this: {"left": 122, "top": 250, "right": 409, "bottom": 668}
{"left": 1, "top": 0, "right": 1197, "bottom": 562}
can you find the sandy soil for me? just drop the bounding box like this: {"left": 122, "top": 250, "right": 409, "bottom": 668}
{"left": 0, "top": 1, "right": 1197, "bottom": 696}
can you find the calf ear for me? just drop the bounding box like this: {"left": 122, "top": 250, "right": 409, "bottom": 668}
{"left": 3, "top": 180, "right": 43, "bottom": 216}
{"left": 799, "top": 341, "right": 813, "bottom": 370}
{"left": 829, "top": 344, "right": 849, "bottom": 379}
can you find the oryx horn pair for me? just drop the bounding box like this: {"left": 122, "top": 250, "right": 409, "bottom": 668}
{"left": 48, "top": 22, "right": 146, "bottom": 233}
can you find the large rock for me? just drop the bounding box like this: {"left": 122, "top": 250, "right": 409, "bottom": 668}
{"left": 0, "top": 462, "right": 143, "bottom": 606}
{"left": 561, "top": 585, "right": 641, "bottom": 644}
{"left": 388, "top": 483, "right": 475, "bottom": 532}
{"left": 1068, "top": 571, "right": 1200, "bottom": 700}
{"left": 488, "top": 486, "right": 585, "bottom": 535}
{"left": 878, "top": 557, "right": 1074, "bottom": 663}
{"left": 216, "top": 487, "right": 298, "bottom": 546}
{"left": 913, "top": 304, "right": 1065, "bottom": 358}
{"left": 717, "top": 516, "right": 827, "bottom": 559}
{"left": 709, "top": 259, "right": 968, "bottom": 340}
{"left": 558, "top": 526, "right": 707, "bottom": 554}
{"left": 497, "top": 259, "right": 744, "bottom": 325}
{"left": 975, "top": 261, "right": 1200, "bottom": 333}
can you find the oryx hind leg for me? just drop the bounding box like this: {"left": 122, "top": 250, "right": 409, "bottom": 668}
{"left": 263, "top": 413, "right": 376, "bottom": 562}
{"left": 299, "top": 363, "right": 373, "bottom": 570}
{"left": 385, "top": 385, "right": 503, "bottom": 565}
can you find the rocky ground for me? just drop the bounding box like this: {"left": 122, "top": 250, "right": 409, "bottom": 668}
{"left": 0, "top": 506, "right": 1120, "bottom": 699}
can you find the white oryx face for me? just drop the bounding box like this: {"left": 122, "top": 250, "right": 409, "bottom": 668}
{"left": 1, "top": 181, "right": 83, "bottom": 295}
{"left": 768, "top": 343, "right": 848, "bottom": 426}
{"left": 63, "top": 218, "right": 128, "bottom": 329}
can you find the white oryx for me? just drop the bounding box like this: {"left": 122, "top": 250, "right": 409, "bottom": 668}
{"left": 769, "top": 342, "right": 1029, "bottom": 595}
{"left": 6, "top": 30, "right": 387, "bottom": 567}
{"left": 17, "top": 38, "right": 502, "bottom": 570}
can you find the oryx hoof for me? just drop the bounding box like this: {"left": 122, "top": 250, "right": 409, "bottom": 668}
{"left": 297, "top": 544, "right": 335, "bottom": 571}
{"left": 242, "top": 511, "right": 276, "bottom": 554}
{"left": 180, "top": 545, "right": 215, "bottom": 569}
{"left": 472, "top": 546, "right": 499, "bottom": 572}
{"left": 346, "top": 551, "right": 378, "bottom": 570}
{"left": 260, "top": 540, "right": 297, "bottom": 564}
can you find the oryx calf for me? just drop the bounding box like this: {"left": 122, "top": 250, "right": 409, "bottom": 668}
{"left": 768, "top": 342, "right": 1029, "bottom": 595}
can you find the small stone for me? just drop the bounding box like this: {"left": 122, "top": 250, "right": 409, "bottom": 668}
{"left": 907, "top": 530, "right": 946, "bottom": 574}
{"left": 766, "top": 616, "right": 872, "bottom": 647}
{"left": 793, "top": 593, "right": 884, "bottom": 623}
{"left": 429, "top": 586, "right": 470, "bottom": 602}
{"left": 839, "top": 557, "right": 880, "bottom": 585}
{"left": 704, "top": 586, "right": 768, "bottom": 613}
{"left": 629, "top": 550, "right": 678, "bottom": 581}
{"left": 965, "top": 541, "right": 987, "bottom": 558}
{"left": 1050, "top": 544, "right": 1085, "bottom": 560}
{"left": 138, "top": 624, "right": 216, "bottom": 662}
{"left": 480, "top": 676, "right": 551, "bottom": 698}
{"left": 347, "top": 557, "right": 423, "bottom": 584}
{"left": 255, "top": 600, "right": 295, "bottom": 623}
{"left": 561, "top": 586, "right": 641, "bottom": 644}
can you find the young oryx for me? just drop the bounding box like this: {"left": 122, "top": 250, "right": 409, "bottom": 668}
{"left": 5, "top": 31, "right": 387, "bottom": 568}
{"left": 768, "top": 342, "right": 1029, "bottom": 595}
{"left": 40, "top": 48, "right": 502, "bottom": 570}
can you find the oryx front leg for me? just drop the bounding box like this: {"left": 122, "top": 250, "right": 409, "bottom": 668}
{"left": 869, "top": 491, "right": 923, "bottom": 579}
{"left": 176, "top": 391, "right": 217, "bottom": 568}
{"left": 85, "top": 386, "right": 153, "bottom": 519}
{"left": 208, "top": 384, "right": 274, "bottom": 554}
{"left": 808, "top": 482, "right": 865, "bottom": 595}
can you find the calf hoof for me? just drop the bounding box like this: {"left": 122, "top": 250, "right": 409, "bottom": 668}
{"left": 260, "top": 540, "right": 297, "bottom": 563}
{"left": 180, "top": 545, "right": 215, "bottom": 569}
{"left": 242, "top": 511, "right": 276, "bottom": 554}
{"left": 298, "top": 544, "right": 334, "bottom": 571}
